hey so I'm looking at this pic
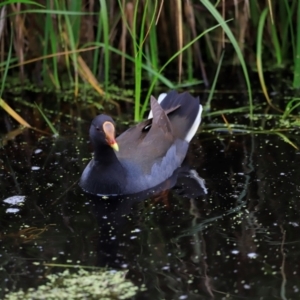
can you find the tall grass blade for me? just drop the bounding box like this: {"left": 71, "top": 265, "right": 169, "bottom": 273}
{"left": 99, "top": 0, "right": 110, "bottom": 91}
{"left": 256, "top": 8, "right": 281, "bottom": 112}
{"left": 270, "top": 23, "right": 282, "bottom": 66}
{"left": 77, "top": 54, "right": 105, "bottom": 96}
{"left": 256, "top": 9, "right": 271, "bottom": 105}
{"left": 63, "top": 2, "right": 80, "bottom": 96}
{"left": 267, "top": 0, "right": 274, "bottom": 23}
{"left": 0, "top": 98, "right": 31, "bottom": 127}
{"left": 199, "top": 0, "right": 253, "bottom": 118}
{"left": 140, "top": 21, "right": 227, "bottom": 118}
{"left": 272, "top": 132, "right": 298, "bottom": 149}
{"left": 1, "top": 1, "right": 42, "bottom": 6}
{"left": 185, "top": 0, "right": 208, "bottom": 86}
{"left": 145, "top": 0, "right": 159, "bottom": 83}
{"left": 1, "top": 127, "right": 26, "bottom": 146}
{"left": 92, "top": 5, "right": 103, "bottom": 76}
{"left": 282, "top": 97, "right": 300, "bottom": 118}
{"left": 0, "top": 19, "right": 13, "bottom": 97}
{"left": 68, "top": 0, "right": 81, "bottom": 43}
{"left": 205, "top": 50, "right": 224, "bottom": 113}
{"left": 133, "top": 0, "right": 146, "bottom": 121}
{"left": 0, "top": 6, "right": 6, "bottom": 40}
{"left": 293, "top": 0, "right": 300, "bottom": 88}
{"left": 35, "top": 103, "right": 59, "bottom": 136}
{"left": 176, "top": 0, "right": 183, "bottom": 83}
{"left": 44, "top": 0, "right": 61, "bottom": 89}
{"left": 185, "top": 30, "right": 193, "bottom": 81}
{"left": 281, "top": 0, "right": 295, "bottom": 59}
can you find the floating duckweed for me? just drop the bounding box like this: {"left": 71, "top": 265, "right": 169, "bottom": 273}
{"left": 5, "top": 269, "right": 144, "bottom": 300}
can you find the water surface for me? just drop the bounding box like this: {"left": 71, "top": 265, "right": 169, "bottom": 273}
{"left": 1, "top": 104, "right": 300, "bottom": 299}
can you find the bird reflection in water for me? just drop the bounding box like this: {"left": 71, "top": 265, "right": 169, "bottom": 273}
{"left": 83, "top": 165, "right": 207, "bottom": 269}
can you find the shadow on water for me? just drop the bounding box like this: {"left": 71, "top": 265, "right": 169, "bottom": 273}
{"left": 89, "top": 164, "right": 207, "bottom": 269}
{"left": 1, "top": 98, "right": 300, "bottom": 299}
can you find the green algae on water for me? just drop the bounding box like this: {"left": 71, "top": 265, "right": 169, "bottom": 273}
{"left": 5, "top": 269, "right": 144, "bottom": 300}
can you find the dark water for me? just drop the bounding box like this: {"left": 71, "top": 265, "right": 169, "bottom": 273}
{"left": 1, "top": 108, "right": 300, "bottom": 299}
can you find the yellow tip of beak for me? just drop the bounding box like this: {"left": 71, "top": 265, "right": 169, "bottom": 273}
{"left": 110, "top": 142, "right": 119, "bottom": 152}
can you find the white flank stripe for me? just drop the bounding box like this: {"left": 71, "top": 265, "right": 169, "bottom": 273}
{"left": 184, "top": 104, "right": 202, "bottom": 142}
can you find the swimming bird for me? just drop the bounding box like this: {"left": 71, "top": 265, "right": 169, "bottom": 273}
{"left": 79, "top": 90, "right": 202, "bottom": 196}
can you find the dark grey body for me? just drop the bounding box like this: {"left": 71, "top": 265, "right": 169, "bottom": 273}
{"left": 79, "top": 91, "right": 201, "bottom": 196}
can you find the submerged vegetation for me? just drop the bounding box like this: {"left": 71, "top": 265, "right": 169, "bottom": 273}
{"left": 5, "top": 268, "right": 143, "bottom": 299}
{"left": 0, "top": 0, "right": 299, "bottom": 134}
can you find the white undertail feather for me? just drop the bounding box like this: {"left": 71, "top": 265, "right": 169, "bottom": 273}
{"left": 148, "top": 93, "right": 167, "bottom": 119}
{"left": 184, "top": 104, "right": 202, "bottom": 142}
{"left": 148, "top": 92, "right": 202, "bottom": 142}
{"left": 157, "top": 93, "right": 167, "bottom": 104}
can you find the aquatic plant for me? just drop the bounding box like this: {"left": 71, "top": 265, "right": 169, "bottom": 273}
{"left": 0, "top": 0, "right": 299, "bottom": 131}
{"left": 0, "top": 2, "right": 297, "bottom": 93}
{"left": 5, "top": 269, "right": 144, "bottom": 300}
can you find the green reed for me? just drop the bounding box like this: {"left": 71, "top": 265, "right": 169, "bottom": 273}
{"left": 200, "top": 0, "right": 253, "bottom": 118}
{"left": 140, "top": 22, "right": 226, "bottom": 119}
{"left": 35, "top": 103, "right": 59, "bottom": 136}
{"left": 99, "top": 0, "right": 109, "bottom": 92}
{"left": 43, "top": 3, "right": 60, "bottom": 89}
{"left": 145, "top": 0, "right": 159, "bottom": 84}
{"left": 256, "top": 8, "right": 269, "bottom": 107}
{"left": 0, "top": 23, "right": 12, "bottom": 97}
{"left": 204, "top": 51, "right": 224, "bottom": 113}
{"left": 63, "top": 0, "right": 80, "bottom": 95}
{"left": 283, "top": 97, "right": 300, "bottom": 119}
{"left": 293, "top": 0, "right": 300, "bottom": 88}
{"left": 0, "top": 0, "right": 300, "bottom": 127}
{"left": 132, "top": 0, "right": 145, "bottom": 121}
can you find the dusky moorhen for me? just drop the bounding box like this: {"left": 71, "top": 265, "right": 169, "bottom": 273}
{"left": 79, "top": 91, "right": 202, "bottom": 196}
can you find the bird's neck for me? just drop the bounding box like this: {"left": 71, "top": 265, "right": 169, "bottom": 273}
{"left": 90, "top": 143, "right": 127, "bottom": 195}
{"left": 93, "top": 144, "right": 119, "bottom": 166}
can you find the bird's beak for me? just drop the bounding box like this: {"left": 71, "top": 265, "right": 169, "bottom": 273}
{"left": 109, "top": 141, "right": 119, "bottom": 151}
{"left": 103, "top": 121, "right": 119, "bottom": 152}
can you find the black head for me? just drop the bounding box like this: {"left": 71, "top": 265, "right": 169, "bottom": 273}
{"left": 89, "top": 114, "right": 119, "bottom": 151}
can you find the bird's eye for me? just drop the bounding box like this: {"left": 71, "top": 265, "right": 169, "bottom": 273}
{"left": 96, "top": 126, "right": 100, "bottom": 131}
{"left": 142, "top": 124, "right": 151, "bottom": 131}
